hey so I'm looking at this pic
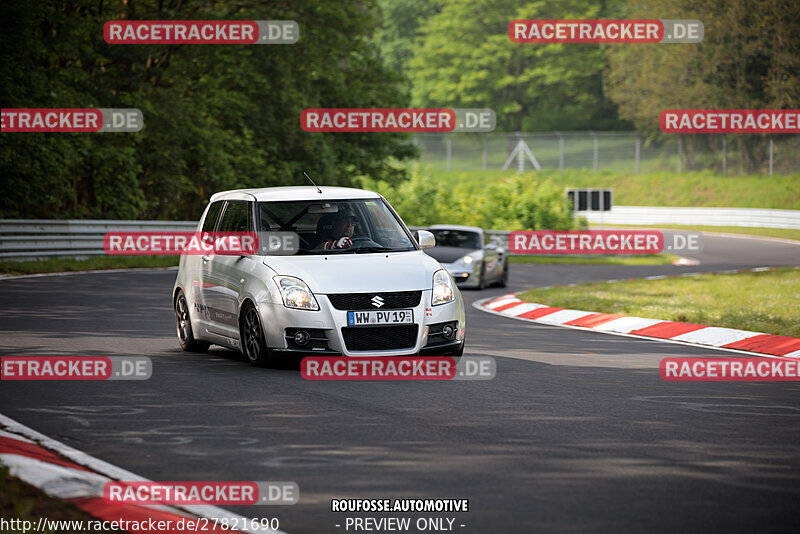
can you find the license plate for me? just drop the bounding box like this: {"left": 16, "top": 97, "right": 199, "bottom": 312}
{"left": 347, "top": 309, "right": 414, "bottom": 326}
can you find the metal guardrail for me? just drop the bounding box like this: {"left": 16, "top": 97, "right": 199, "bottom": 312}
{"left": 580, "top": 207, "right": 800, "bottom": 230}
{"left": 0, "top": 219, "right": 197, "bottom": 260}
{"left": 3, "top": 208, "right": 798, "bottom": 260}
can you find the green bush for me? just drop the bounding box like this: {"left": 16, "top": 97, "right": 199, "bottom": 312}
{"left": 358, "top": 166, "right": 580, "bottom": 231}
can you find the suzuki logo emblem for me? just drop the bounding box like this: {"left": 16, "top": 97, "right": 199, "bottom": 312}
{"left": 371, "top": 295, "right": 384, "bottom": 308}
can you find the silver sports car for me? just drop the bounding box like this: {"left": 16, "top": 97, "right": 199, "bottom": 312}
{"left": 424, "top": 225, "right": 509, "bottom": 289}
{"left": 173, "top": 187, "right": 466, "bottom": 365}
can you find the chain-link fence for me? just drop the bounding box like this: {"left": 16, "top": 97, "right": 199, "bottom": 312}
{"left": 412, "top": 132, "right": 800, "bottom": 175}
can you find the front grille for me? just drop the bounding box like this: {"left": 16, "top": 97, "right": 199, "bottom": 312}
{"left": 327, "top": 291, "right": 422, "bottom": 310}
{"left": 341, "top": 325, "right": 419, "bottom": 351}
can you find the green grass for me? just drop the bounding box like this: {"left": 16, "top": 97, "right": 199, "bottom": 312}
{"left": 517, "top": 267, "right": 800, "bottom": 337}
{"left": 595, "top": 224, "right": 800, "bottom": 242}
{"left": 422, "top": 169, "right": 800, "bottom": 210}
{"left": 0, "top": 256, "right": 179, "bottom": 275}
{"left": 509, "top": 254, "right": 679, "bottom": 265}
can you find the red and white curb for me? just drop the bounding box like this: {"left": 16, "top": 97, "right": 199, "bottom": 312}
{"left": 476, "top": 268, "right": 800, "bottom": 359}
{"left": 0, "top": 413, "right": 285, "bottom": 534}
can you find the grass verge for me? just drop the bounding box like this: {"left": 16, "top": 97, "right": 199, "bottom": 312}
{"left": 0, "top": 465, "right": 123, "bottom": 533}
{"left": 509, "top": 254, "right": 679, "bottom": 265}
{"left": 517, "top": 267, "right": 800, "bottom": 337}
{"left": 0, "top": 256, "right": 179, "bottom": 276}
{"left": 425, "top": 169, "right": 800, "bottom": 210}
{"left": 594, "top": 224, "right": 800, "bottom": 242}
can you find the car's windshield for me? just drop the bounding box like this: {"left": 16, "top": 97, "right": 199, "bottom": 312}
{"left": 430, "top": 230, "right": 481, "bottom": 250}
{"left": 258, "top": 198, "right": 416, "bottom": 255}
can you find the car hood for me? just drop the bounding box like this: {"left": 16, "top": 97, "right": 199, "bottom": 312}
{"left": 424, "top": 246, "right": 477, "bottom": 264}
{"left": 263, "top": 251, "right": 444, "bottom": 293}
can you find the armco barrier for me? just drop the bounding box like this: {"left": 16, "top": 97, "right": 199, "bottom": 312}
{"left": 3, "top": 207, "right": 798, "bottom": 260}
{"left": 581, "top": 206, "right": 800, "bottom": 230}
{"left": 0, "top": 219, "right": 197, "bottom": 260}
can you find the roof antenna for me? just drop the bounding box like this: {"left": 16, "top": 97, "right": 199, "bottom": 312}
{"left": 303, "top": 171, "right": 322, "bottom": 194}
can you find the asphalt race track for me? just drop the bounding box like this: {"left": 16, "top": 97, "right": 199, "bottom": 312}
{"left": 1, "top": 233, "right": 799, "bottom": 533}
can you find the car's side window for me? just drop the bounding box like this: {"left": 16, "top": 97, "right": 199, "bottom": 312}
{"left": 202, "top": 201, "right": 225, "bottom": 232}
{"left": 218, "top": 200, "right": 253, "bottom": 233}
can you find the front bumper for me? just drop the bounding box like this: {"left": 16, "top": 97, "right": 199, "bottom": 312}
{"left": 255, "top": 290, "right": 466, "bottom": 357}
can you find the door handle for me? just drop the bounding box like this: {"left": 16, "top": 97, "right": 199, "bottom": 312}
{"left": 202, "top": 255, "right": 210, "bottom": 263}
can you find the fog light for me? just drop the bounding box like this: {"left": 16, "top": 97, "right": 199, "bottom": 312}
{"left": 294, "top": 331, "right": 310, "bottom": 346}
{"left": 442, "top": 324, "right": 455, "bottom": 340}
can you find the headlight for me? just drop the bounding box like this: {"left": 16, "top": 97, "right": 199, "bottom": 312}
{"left": 273, "top": 276, "right": 319, "bottom": 311}
{"left": 432, "top": 269, "right": 455, "bottom": 306}
{"left": 462, "top": 255, "right": 473, "bottom": 264}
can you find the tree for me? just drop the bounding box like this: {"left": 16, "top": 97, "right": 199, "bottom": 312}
{"left": 605, "top": 0, "right": 800, "bottom": 171}
{"left": 408, "top": 0, "right": 628, "bottom": 131}
{"left": 0, "top": 0, "right": 416, "bottom": 220}
{"left": 373, "top": 0, "right": 442, "bottom": 84}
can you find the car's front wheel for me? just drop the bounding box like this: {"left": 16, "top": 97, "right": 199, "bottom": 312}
{"left": 241, "top": 303, "right": 273, "bottom": 367}
{"left": 477, "top": 264, "right": 487, "bottom": 290}
{"left": 497, "top": 260, "right": 509, "bottom": 288}
{"left": 175, "top": 290, "right": 209, "bottom": 352}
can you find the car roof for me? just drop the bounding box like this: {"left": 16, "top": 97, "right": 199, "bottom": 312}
{"left": 209, "top": 186, "right": 382, "bottom": 203}
{"left": 428, "top": 224, "right": 484, "bottom": 234}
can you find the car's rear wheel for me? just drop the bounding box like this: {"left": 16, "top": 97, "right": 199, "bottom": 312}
{"left": 241, "top": 303, "right": 273, "bottom": 367}
{"left": 175, "top": 291, "right": 209, "bottom": 352}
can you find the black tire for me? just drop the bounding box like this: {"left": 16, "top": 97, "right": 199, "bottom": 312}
{"left": 175, "top": 291, "right": 210, "bottom": 352}
{"left": 448, "top": 342, "right": 464, "bottom": 371}
{"left": 240, "top": 303, "right": 273, "bottom": 367}
{"left": 477, "top": 264, "right": 487, "bottom": 290}
{"left": 497, "top": 260, "right": 509, "bottom": 288}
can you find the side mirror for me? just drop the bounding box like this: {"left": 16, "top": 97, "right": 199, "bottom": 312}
{"left": 485, "top": 242, "right": 497, "bottom": 251}
{"left": 416, "top": 230, "right": 436, "bottom": 250}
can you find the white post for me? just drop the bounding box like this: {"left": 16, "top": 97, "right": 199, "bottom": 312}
{"left": 722, "top": 136, "right": 727, "bottom": 176}
{"left": 769, "top": 139, "right": 774, "bottom": 176}
{"left": 677, "top": 137, "right": 682, "bottom": 173}
{"left": 445, "top": 137, "right": 452, "bottom": 171}
{"left": 481, "top": 134, "right": 487, "bottom": 171}
{"left": 592, "top": 133, "right": 599, "bottom": 172}
{"left": 558, "top": 133, "right": 564, "bottom": 172}
{"left": 635, "top": 136, "right": 641, "bottom": 174}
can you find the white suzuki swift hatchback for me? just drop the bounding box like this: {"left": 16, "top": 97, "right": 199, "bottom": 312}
{"left": 173, "top": 187, "right": 466, "bottom": 365}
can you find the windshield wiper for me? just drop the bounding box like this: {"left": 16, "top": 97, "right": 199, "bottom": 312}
{"left": 352, "top": 246, "right": 405, "bottom": 253}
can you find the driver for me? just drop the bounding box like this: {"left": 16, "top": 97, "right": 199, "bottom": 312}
{"left": 315, "top": 209, "right": 358, "bottom": 250}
